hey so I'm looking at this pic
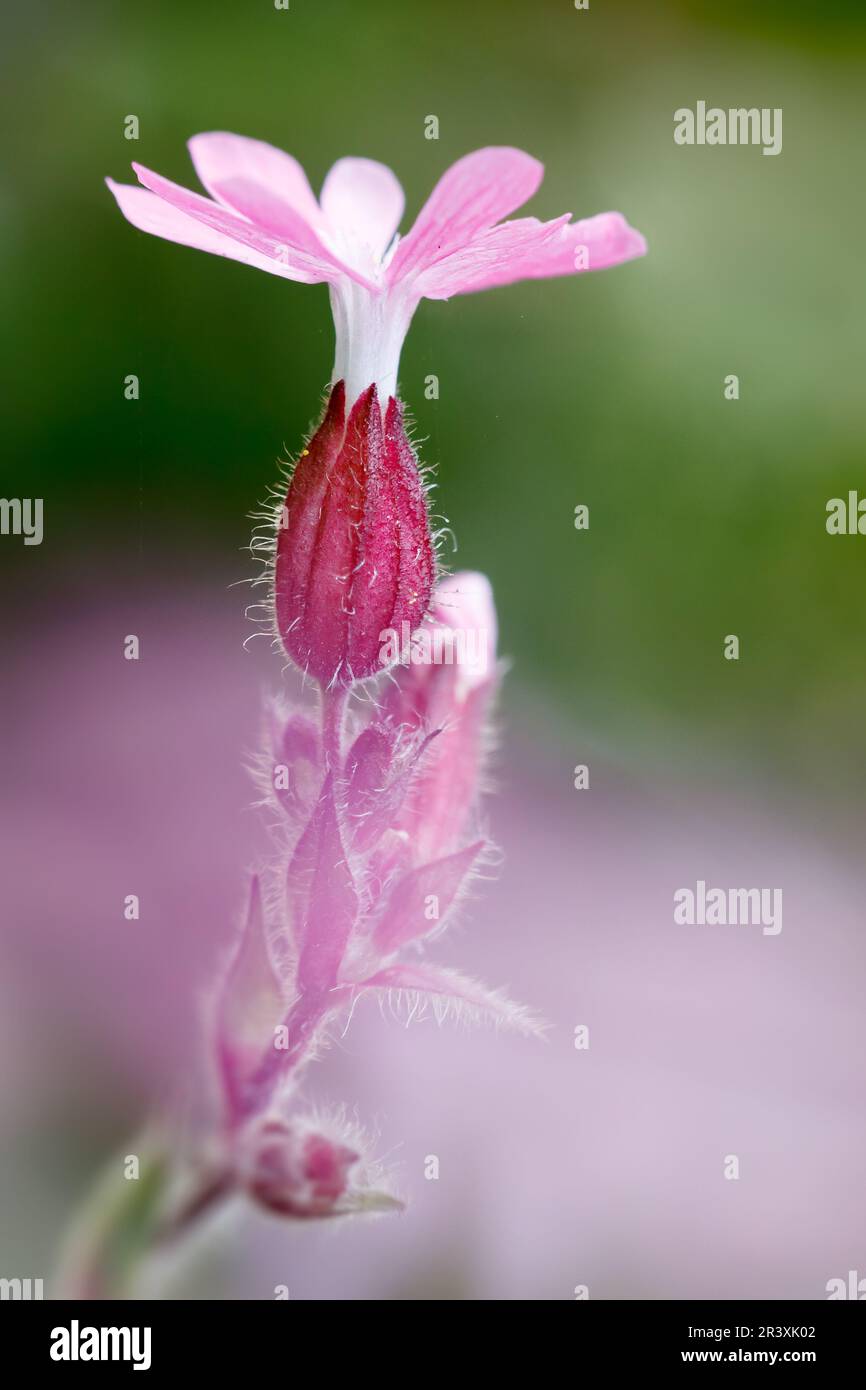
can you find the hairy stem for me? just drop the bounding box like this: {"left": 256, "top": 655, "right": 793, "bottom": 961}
{"left": 321, "top": 683, "right": 348, "bottom": 774}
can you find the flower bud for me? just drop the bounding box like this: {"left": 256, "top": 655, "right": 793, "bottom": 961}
{"left": 384, "top": 572, "right": 500, "bottom": 859}
{"left": 239, "top": 1115, "right": 359, "bottom": 1219}
{"left": 275, "top": 381, "right": 434, "bottom": 687}
{"left": 386, "top": 571, "right": 498, "bottom": 723}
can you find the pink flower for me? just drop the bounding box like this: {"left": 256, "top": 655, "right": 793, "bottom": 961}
{"left": 63, "top": 137, "right": 646, "bottom": 1258}
{"left": 107, "top": 134, "right": 646, "bottom": 406}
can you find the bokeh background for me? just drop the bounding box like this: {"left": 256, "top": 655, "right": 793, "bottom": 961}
{"left": 1, "top": 0, "right": 865, "bottom": 1299}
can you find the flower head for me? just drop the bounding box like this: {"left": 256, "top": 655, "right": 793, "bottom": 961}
{"left": 107, "top": 135, "right": 646, "bottom": 405}
{"left": 83, "top": 132, "right": 646, "bottom": 1256}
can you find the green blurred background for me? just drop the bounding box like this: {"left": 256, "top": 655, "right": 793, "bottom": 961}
{"left": 2, "top": 0, "right": 865, "bottom": 813}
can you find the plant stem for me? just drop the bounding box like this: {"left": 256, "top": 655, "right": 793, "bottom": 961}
{"left": 156, "top": 1168, "right": 235, "bottom": 1248}
{"left": 321, "top": 684, "right": 348, "bottom": 774}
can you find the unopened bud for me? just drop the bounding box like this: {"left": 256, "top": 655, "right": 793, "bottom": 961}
{"left": 275, "top": 381, "right": 434, "bottom": 687}
{"left": 239, "top": 1115, "right": 359, "bottom": 1219}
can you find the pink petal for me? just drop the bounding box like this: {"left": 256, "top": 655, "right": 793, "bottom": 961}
{"left": 566, "top": 211, "right": 648, "bottom": 271}
{"left": 320, "top": 157, "right": 404, "bottom": 263}
{"left": 417, "top": 211, "right": 647, "bottom": 299}
{"left": 188, "top": 132, "right": 337, "bottom": 261}
{"left": 388, "top": 146, "right": 544, "bottom": 282}
{"left": 371, "top": 839, "right": 486, "bottom": 954}
{"left": 105, "top": 179, "right": 322, "bottom": 283}
{"left": 133, "top": 163, "right": 368, "bottom": 287}
{"left": 354, "top": 962, "right": 546, "bottom": 1037}
{"left": 188, "top": 131, "right": 321, "bottom": 221}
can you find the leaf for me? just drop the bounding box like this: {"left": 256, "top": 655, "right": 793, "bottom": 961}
{"left": 371, "top": 839, "right": 486, "bottom": 953}
{"left": 351, "top": 962, "right": 547, "bottom": 1038}
{"left": 215, "top": 876, "right": 285, "bottom": 1122}
{"left": 287, "top": 775, "right": 359, "bottom": 992}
